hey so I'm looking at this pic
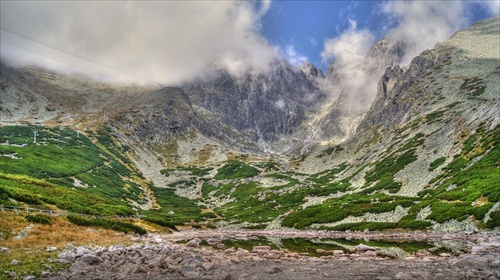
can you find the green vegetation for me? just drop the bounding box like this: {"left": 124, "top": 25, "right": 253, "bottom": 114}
{"left": 0, "top": 125, "right": 146, "bottom": 209}
{"left": 67, "top": 215, "right": 147, "bottom": 235}
{"left": 460, "top": 77, "right": 486, "bottom": 97}
{"left": 428, "top": 157, "right": 446, "bottom": 171}
{"left": 214, "top": 160, "right": 259, "bottom": 180}
{"left": 25, "top": 214, "right": 51, "bottom": 225}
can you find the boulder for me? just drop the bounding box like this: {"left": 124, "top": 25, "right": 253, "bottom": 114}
{"left": 79, "top": 254, "right": 103, "bottom": 265}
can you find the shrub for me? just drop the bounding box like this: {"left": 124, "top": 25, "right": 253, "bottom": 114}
{"left": 25, "top": 214, "right": 51, "bottom": 225}
{"left": 214, "top": 160, "right": 259, "bottom": 180}
{"left": 429, "top": 157, "right": 446, "bottom": 172}
{"left": 67, "top": 215, "right": 147, "bottom": 235}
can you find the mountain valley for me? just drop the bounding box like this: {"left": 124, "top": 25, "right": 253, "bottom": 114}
{"left": 1, "top": 16, "right": 499, "bottom": 235}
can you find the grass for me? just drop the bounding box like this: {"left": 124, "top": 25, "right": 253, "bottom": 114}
{"left": 0, "top": 211, "right": 134, "bottom": 278}
{"left": 214, "top": 160, "right": 259, "bottom": 180}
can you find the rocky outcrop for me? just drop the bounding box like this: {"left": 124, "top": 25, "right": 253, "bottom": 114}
{"left": 37, "top": 232, "right": 500, "bottom": 280}
{"left": 299, "top": 62, "right": 325, "bottom": 81}
{"left": 182, "top": 60, "right": 324, "bottom": 141}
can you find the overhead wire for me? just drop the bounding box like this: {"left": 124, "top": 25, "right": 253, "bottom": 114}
{"left": 0, "top": 27, "right": 162, "bottom": 86}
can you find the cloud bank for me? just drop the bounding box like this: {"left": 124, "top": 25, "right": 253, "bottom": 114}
{"left": 0, "top": 1, "right": 276, "bottom": 85}
{"left": 320, "top": 0, "right": 498, "bottom": 113}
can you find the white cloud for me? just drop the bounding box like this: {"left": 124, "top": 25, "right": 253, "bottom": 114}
{"left": 321, "top": 20, "right": 377, "bottom": 109}
{"left": 381, "top": 0, "right": 469, "bottom": 65}
{"left": 282, "top": 45, "right": 308, "bottom": 66}
{"left": 319, "top": 0, "right": 495, "bottom": 116}
{"left": 0, "top": 1, "right": 277, "bottom": 85}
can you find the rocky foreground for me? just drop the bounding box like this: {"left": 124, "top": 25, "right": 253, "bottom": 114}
{"left": 23, "top": 230, "right": 498, "bottom": 280}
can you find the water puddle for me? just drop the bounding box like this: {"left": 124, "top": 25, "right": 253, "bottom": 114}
{"left": 176, "top": 236, "right": 470, "bottom": 258}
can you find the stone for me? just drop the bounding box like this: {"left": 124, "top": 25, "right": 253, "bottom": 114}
{"left": 23, "top": 276, "right": 36, "bottom": 280}
{"left": 46, "top": 246, "right": 58, "bottom": 252}
{"left": 395, "top": 271, "right": 414, "bottom": 280}
{"left": 147, "top": 257, "right": 164, "bottom": 268}
{"left": 206, "top": 238, "right": 222, "bottom": 245}
{"left": 1, "top": 247, "right": 10, "bottom": 253}
{"left": 58, "top": 251, "right": 76, "bottom": 262}
{"left": 180, "top": 265, "right": 199, "bottom": 278}
{"left": 267, "top": 267, "right": 282, "bottom": 274}
{"left": 251, "top": 246, "right": 271, "bottom": 252}
{"left": 53, "top": 259, "right": 71, "bottom": 264}
{"left": 10, "top": 260, "right": 20, "bottom": 265}
{"left": 186, "top": 238, "right": 201, "bottom": 248}
{"left": 449, "top": 255, "right": 490, "bottom": 268}
{"left": 355, "top": 244, "right": 377, "bottom": 252}
{"left": 79, "top": 254, "right": 103, "bottom": 265}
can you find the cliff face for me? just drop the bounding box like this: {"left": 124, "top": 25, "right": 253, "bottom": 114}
{"left": 358, "top": 16, "right": 500, "bottom": 132}
{"left": 182, "top": 60, "right": 324, "bottom": 142}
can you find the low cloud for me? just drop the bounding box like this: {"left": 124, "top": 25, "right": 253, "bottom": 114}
{"left": 0, "top": 1, "right": 277, "bottom": 85}
{"left": 282, "top": 45, "right": 308, "bottom": 67}
{"left": 321, "top": 20, "right": 377, "bottom": 110}
{"left": 320, "top": 0, "right": 497, "bottom": 116}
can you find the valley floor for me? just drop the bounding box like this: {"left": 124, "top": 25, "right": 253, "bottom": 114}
{"left": 43, "top": 230, "right": 499, "bottom": 280}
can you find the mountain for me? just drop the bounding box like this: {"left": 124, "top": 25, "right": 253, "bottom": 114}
{"left": 0, "top": 17, "right": 498, "bottom": 232}
{"left": 182, "top": 60, "right": 324, "bottom": 145}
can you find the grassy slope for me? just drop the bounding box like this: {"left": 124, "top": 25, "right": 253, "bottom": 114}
{"left": 1, "top": 121, "right": 498, "bottom": 232}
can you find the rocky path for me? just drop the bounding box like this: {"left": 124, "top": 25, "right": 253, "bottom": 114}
{"left": 40, "top": 231, "right": 499, "bottom": 280}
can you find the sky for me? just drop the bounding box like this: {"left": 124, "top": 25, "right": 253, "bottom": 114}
{"left": 0, "top": 0, "right": 498, "bottom": 85}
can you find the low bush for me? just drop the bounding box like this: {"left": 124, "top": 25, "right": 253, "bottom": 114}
{"left": 67, "top": 215, "right": 147, "bottom": 235}
{"left": 25, "top": 214, "right": 51, "bottom": 225}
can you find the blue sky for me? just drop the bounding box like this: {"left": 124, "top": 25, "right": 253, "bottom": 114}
{"left": 1, "top": 0, "right": 498, "bottom": 84}
{"left": 260, "top": 0, "right": 498, "bottom": 72}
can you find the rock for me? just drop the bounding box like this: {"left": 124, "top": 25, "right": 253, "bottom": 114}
{"left": 10, "top": 260, "right": 20, "bottom": 265}
{"left": 58, "top": 251, "right": 76, "bottom": 262}
{"left": 147, "top": 256, "right": 164, "bottom": 269}
{"left": 251, "top": 246, "right": 271, "bottom": 252}
{"left": 355, "top": 244, "right": 377, "bottom": 252}
{"left": 9, "top": 272, "right": 17, "bottom": 278}
{"left": 180, "top": 265, "right": 199, "bottom": 278}
{"left": 395, "top": 271, "right": 414, "bottom": 280}
{"left": 363, "top": 250, "right": 378, "bottom": 257}
{"left": 1, "top": 247, "right": 10, "bottom": 253}
{"left": 449, "top": 255, "right": 490, "bottom": 268}
{"left": 186, "top": 238, "right": 201, "bottom": 248}
{"left": 120, "top": 263, "right": 140, "bottom": 275}
{"left": 46, "top": 246, "right": 58, "bottom": 252}
{"left": 216, "top": 244, "right": 225, "bottom": 249}
{"left": 23, "top": 275, "right": 36, "bottom": 280}
{"left": 316, "top": 249, "right": 326, "bottom": 254}
{"left": 267, "top": 267, "right": 282, "bottom": 274}
{"left": 79, "top": 254, "right": 103, "bottom": 265}
{"left": 206, "top": 238, "right": 222, "bottom": 245}
{"left": 75, "top": 247, "right": 90, "bottom": 257}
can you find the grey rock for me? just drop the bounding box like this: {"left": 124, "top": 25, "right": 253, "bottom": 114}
{"left": 79, "top": 254, "right": 103, "bottom": 265}
{"left": 180, "top": 265, "right": 199, "bottom": 278}
{"left": 10, "top": 260, "right": 20, "bottom": 265}
{"left": 46, "top": 246, "right": 58, "bottom": 252}
{"left": 355, "top": 244, "right": 377, "bottom": 252}
{"left": 186, "top": 238, "right": 201, "bottom": 248}
{"left": 58, "top": 251, "right": 76, "bottom": 262}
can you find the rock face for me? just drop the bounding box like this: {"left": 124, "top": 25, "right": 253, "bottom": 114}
{"left": 182, "top": 60, "right": 324, "bottom": 141}
{"left": 113, "top": 87, "right": 212, "bottom": 145}
{"left": 358, "top": 16, "right": 500, "bottom": 132}
{"left": 299, "top": 62, "right": 325, "bottom": 80}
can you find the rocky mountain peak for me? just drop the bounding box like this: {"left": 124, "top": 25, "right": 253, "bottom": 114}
{"left": 299, "top": 62, "right": 325, "bottom": 80}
